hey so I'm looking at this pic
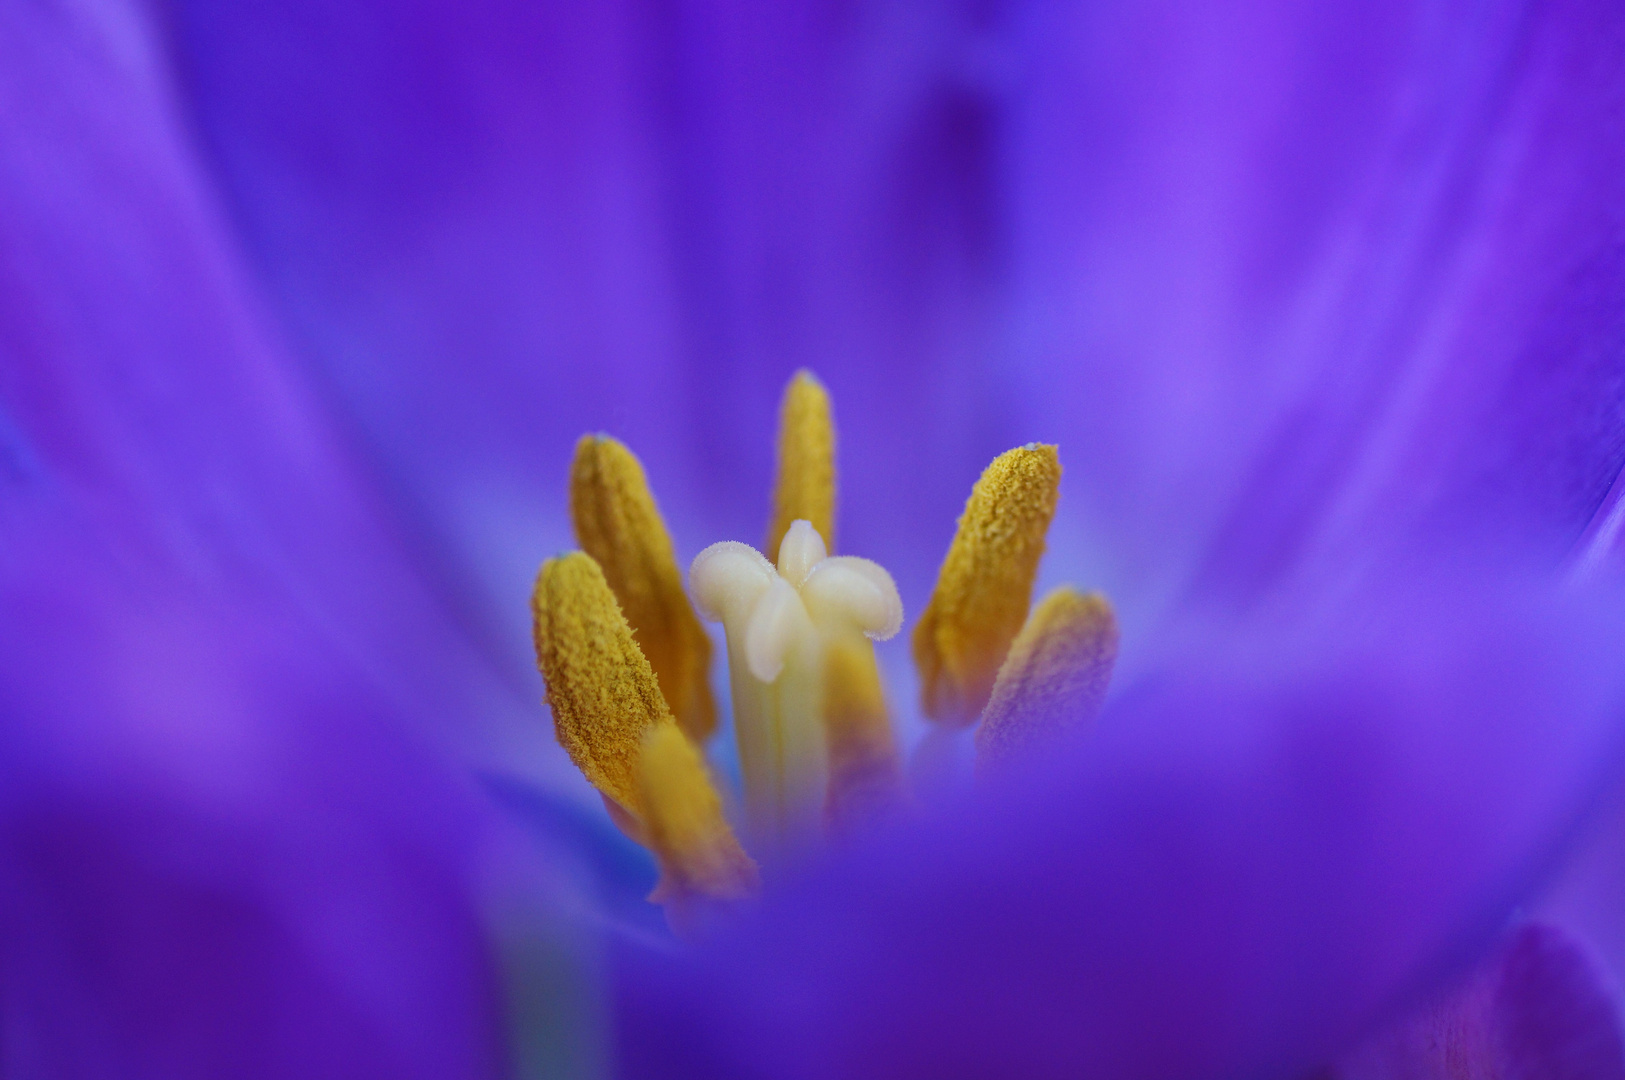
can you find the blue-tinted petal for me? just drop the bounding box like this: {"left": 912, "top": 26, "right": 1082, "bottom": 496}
{"left": 1535, "top": 778, "right": 1625, "bottom": 993}
{"left": 0, "top": 0, "right": 572, "bottom": 786}
{"left": 1013, "top": 0, "right": 1625, "bottom": 611}
{"left": 1333, "top": 922, "right": 1625, "bottom": 1080}
{"left": 0, "top": 529, "right": 511, "bottom": 1079}
{"left": 159, "top": 0, "right": 1017, "bottom": 673}
{"left": 0, "top": 2, "right": 571, "bottom": 1071}
{"left": 1495, "top": 923, "right": 1625, "bottom": 1080}
{"left": 165, "top": 0, "right": 1625, "bottom": 653}
{"left": 616, "top": 567, "right": 1625, "bottom": 1079}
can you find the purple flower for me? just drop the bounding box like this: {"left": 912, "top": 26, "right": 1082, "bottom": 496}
{"left": 5, "top": 0, "right": 1625, "bottom": 1077}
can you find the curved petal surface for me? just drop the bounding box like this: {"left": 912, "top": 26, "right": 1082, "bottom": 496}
{"left": 1334, "top": 921, "right": 1625, "bottom": 1080}
{"left": 0, "top": 526, "right": 509, "bottom": 1079}
{"left": 163, "top": 0, "right": 1625, "bottom": 654}
{"left": 1012, "top": 0, "right": 1625, "bottom": 611}
{"left": 0, "top": 3, "right": 569, "bottom": 1072}
{"left": 1494, "top": 923, "right": 1625, "bottom": 1080}
{"left": 0, "top": 0, "right": 562, "bottom": 781}
{"left": 160, "top": 0, "right": 1015, "bottom": 663}
{"left": 615, "top": 568, "right": 1625, "bottom": 1080}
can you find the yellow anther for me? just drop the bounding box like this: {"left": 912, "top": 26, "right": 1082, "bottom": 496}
{"left": 530, "top": 552, "right": 672, "bottom": 813}
{"left": 570, "top": 435, "right": 717, "bottom": 742}
{"left": 767, "top": 370, "right": 836, "bottom": 558}
{"left": 639, "top": 723, "right": 760, "bottom": 909}
{"left": 912, "top": 444, "right": 1062, "bottom": 725}
{"left": 821, "top": 637, "right": 903, "bottom": 833}
{"left": 975, "top": 587, "right": 1118, "bottom": 774}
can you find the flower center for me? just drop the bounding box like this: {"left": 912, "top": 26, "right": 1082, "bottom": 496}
{"left": 528, "top": 370, "right": 1120, "bottom": 934}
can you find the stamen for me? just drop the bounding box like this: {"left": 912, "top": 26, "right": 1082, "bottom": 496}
{"left": 529, "top": 551, "right": 671, "bottom": 814}
{"left": 913, "top": 444, "right": 1062, "bottom": 726}
{"left": 533, "top": 552, "right": 755, "bottom": 916}
{"left": 975, "top": 587, "right": 1119, "bottom": 774}
{"left": 638, "top": 724, "right": 760, "bottom": 907}
{"left": 767, "top": 371, "right": 836, "bottom": 558}
{"left": 822, "top": 637, "right": 903, "bottom": 832}
{"left": 570, "top": 434, "right": 717, "bottom": 742}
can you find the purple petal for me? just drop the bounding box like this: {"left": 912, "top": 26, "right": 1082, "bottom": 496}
{"left": 160, "top": 0, "right": 1017, "bottom": 656}
{"left": 1534, "top": 779, "right": 1625, "bottom": 994}
{"left": 1333, "top": 922, "right": 1625, "bottom": 1080}
{"left": 1495, "top": 923, "right": 1625, "bottom": 1080}
{"left": 1012, "top": 0, "right": 1625, "bottom": 607}
{"left": 615, "top": 568, "right": 1625, "bottom": 1080}
{"left": 0, "top": 533, "right": 510, "bottom": 1079}
{"left": 164, "top": 0, "right": 1625, "bottom": 651}
{"left": 0, "top": 0, "right": 559, "bottom": 780}
{"left": 0, "top": 3, "right": 539, "bottom": 1072}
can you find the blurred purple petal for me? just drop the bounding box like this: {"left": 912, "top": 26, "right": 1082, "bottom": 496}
{"left": 0, "top": 529, "right": 509, "bottom": 1078}
{"left": 0, "top": 0, "right": 567, "bottom": 780}
{"left": 616, "top": 569, "right": 1625, "bottom": 1079}
{"left": 163, "top": 0, "right": 1625, "bottom": 651}
{"left": 1535, "top": 780, "right": 1625, "bottom": 993}
{"left": 1014, "top": 0, "right": 1625, "bottom": 609}
{"left": 1334, "top": 922, "right": 1625, "bottom": 1080}
{"left": 0, "top": 3, "right": 545, "bottom": 1072}
{"left": 1496, "top": 923, "right": 1625, "bottom": 1080}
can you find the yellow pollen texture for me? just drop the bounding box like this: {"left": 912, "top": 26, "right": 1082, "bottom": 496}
{"left": 767, "top": 370, "right": 836, "bottom": 558}
{"left": 570, "top": 435, "right": 717, "bottom": 742}
{"left": 976, "top": 587, "right": 1119, "bottom": 773}
{"left": 531, "top": 552, "right": 673, "bottom": 814}
{"left": 821, "top": 638, "right": 903, "bottom": 832}
{"left": 638, "top": 724, "right": 760, "bottom": 904}
{"left": 912, "top": 444, "right": 1061, "bottom": 725}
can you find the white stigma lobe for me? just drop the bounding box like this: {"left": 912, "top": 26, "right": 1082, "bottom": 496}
{"left": 776, "top": 519, "right": 827, "bottom": 586}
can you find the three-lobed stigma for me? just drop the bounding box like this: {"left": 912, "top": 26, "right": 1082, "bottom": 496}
{"left": 689, "top": 519, "right": 902, "bottom": 851}
{"left": 529, "top": 369, "right": 1118, "bottom": 932}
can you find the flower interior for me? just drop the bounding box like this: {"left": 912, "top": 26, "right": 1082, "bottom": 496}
{"left": 530, "top": 371, "right": 1120, "bottom": 931}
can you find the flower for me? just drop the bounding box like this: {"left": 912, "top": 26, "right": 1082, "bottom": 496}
{"left": 5, "top": 0, "right": 1625, "bottom": 1078}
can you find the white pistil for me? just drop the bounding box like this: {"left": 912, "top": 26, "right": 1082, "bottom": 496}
{"left": 691, "top": 521, "right": 902, "bottom": 852}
